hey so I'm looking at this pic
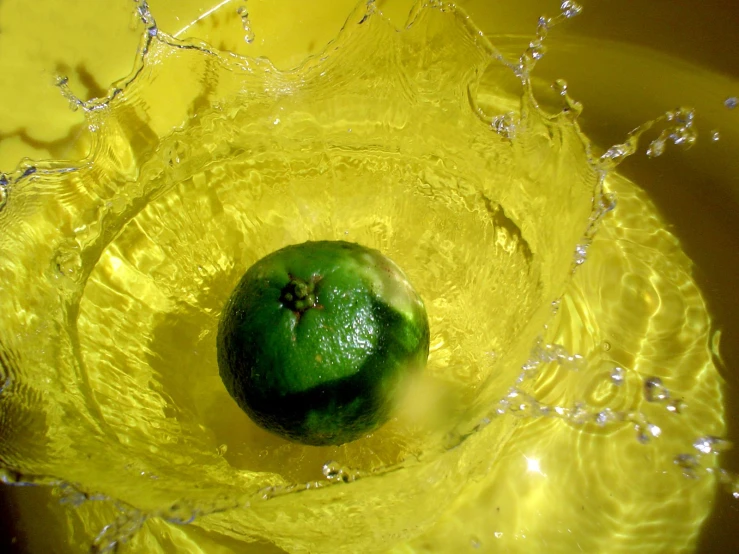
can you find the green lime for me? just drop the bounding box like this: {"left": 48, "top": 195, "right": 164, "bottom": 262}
{"left": 217, "top": 240, "right": 430, "bottom": 446}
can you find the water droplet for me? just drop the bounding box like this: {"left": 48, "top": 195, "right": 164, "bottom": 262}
{"left": 574, "top": 241, "right": 589, "bottom": 265}
{"left": 711, "top": 130, "right": 721, "bottom": 141}
{"left": 595, "top": 409, "right": 613, "bottom": 426}
{"left": 666, "top": 398, "right": 686, "bottom": 414}
{"left": 560, "top": 0, "right": 583, "bottom": 18}
{"left": 552, "top": 78, "right": 568, "bottom": 95}
{"left": 491, "top": 112, "right": 516, "bottom": 138}
{"left": 674, "top": 453, "right": 700, "bottom": 478}
{"left": 527, "top": 41, "right": 547, "bottom": 60}
{"left": 644, "top": 377, "right": 670, "bottom": 402}
{"left": 647, "top": 423, "right": 661, "bottom": 438}
{"left": 693, "top": 436, "right": 732, "bottom": 455}
{"left": 635, "top": 424, "right": 650, "bottom": 444}
{"left": 601, "top": 143, "right": 632, "bottom": 164}
{"left": 537, "top": 16, "right": 551, "bottom": 33}
{"left": 322, "top": 461, "right": 360, "bottom": 483}
{"left": 724, "top": 96, "right": 737, "bottom": 109}
{"left": 598, "top": 192, "right": 617, "bottom": 214}
{"left": 322, "top": 461, "right": 342, "bottom": 479}
{"left": 609, "top": 366, "right": 626, "bottom": 388}
{"left": 646, "top": 138, "right": 666, "bottom": 157}
{"left": 237, "top": 3, "right": 256, "bottom": 44}
{"left": 570, "top": 403, "right": 589, "bottom": 425}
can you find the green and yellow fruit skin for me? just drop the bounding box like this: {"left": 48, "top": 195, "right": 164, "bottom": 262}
{"left": 217, "top": 240, "right": 430, "bottom": 446}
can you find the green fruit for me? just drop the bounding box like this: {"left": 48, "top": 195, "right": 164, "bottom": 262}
{"left": 217, "top": 241, "right": 430, "bottom": 446}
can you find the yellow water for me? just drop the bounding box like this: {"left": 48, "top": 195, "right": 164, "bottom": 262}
{"left": 0, "top": 1, "right": 736, "bottom": 553}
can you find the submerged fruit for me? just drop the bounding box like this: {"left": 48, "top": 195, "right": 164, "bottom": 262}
{"left": 217, "top": 240, "right": 430, "bottom": 446}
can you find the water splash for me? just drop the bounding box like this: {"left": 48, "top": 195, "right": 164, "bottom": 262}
{"left": 0, "top": 0, "right": 729, "bottom": 552}
{"left": 600, "top": 106, "right": 698, "bottom": 169}
{"left": 519, "top": 1, "right": 583, "bottom": 74}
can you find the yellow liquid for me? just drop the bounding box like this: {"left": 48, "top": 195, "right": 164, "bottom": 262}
{"left": 0, "top": 1, "right": 736, "bottom": 553}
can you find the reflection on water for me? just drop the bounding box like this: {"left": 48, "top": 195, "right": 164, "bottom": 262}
{"left": 0, "top": 1, "right": 732, "bottom": 552}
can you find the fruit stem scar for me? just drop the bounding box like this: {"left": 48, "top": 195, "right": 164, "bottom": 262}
{"left": 280, "top": 275, "right": 320, "bottom": 313}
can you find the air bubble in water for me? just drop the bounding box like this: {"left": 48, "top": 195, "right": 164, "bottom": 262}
{"left": 644, "top": 377, "right": 670, "bottom": 402}
{"left": 711, "top": 130, "right": 721, "bottom": 141}
{"left": 725, "top": 96, "right": 738, "bottom": 109}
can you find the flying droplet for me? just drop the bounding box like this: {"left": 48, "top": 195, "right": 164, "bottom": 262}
{"left": 560, "top": 0, "right": 583, "bottom": 19}
{"left": 237, "top": 4, "right": 255, "bottom": 43}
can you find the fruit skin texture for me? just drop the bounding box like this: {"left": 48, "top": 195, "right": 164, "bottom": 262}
{"left": 217, "top": 241, "right": 430, "bottom": 446}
